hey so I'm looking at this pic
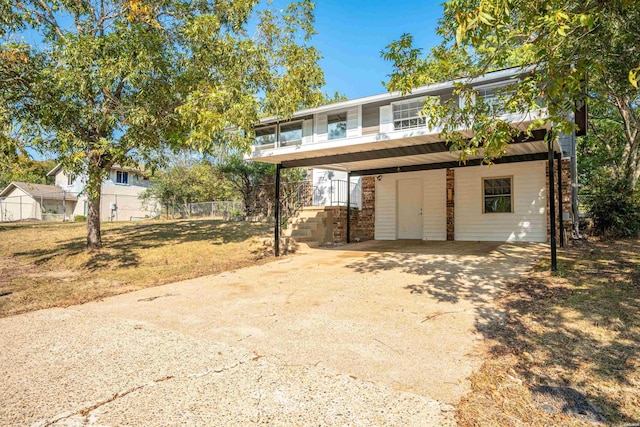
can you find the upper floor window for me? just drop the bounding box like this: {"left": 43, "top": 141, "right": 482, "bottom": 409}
{"left": 116, "top": 170, "right": 129, "bottom": 185}
{"left": 279, "top": 121, "right": 303, "bottom": 146}
{"left": 392, "top": 99, "right": 426, "bottom": 130}
{"left": 67, "top": 174, "right": 74, "bottom": 186}
{"left": 475, "top": 83, "right": 515, "bottom": 114}
{"left": 255, "top": 126, "right": 276, "bottom": 147}
{"left": 483, "top": 177, "right": 513, "bottom": 213}
{"left": 328, "top": 112, "right": 347, "bottom": 140}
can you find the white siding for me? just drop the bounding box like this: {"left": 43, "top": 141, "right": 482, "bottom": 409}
{"left": 375, "top": 175, "right": 396, "bottom": 240}
{"left": 374, "top": 170, "right": 447, "bottom": 241}
{"left": 0, "top": 187, "right": 40, "bottom": 221}
{"left": 422, "top": 170, "right": 446, "bottom": 240}
{"left": 454, "top": 161, "right": 547, "bottom": 242}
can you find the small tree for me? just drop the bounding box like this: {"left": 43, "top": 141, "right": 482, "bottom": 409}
{"left": 1, "top": 0, "right": 325, "bottom": 249}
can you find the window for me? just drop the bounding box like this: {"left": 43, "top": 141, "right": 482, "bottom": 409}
{"left": 67, "top": 174, "right": 74, "bottom": 186}
{"left": 328, "top": 112, "right": 347, "bottom": 140}
{"left": 116, "top": 170, "right": 129, "bottom": 184}
{"left": 476, "top": 83, "right": 514, "bottom": 114}
{"left": 279, "top": 121, "right": 303, "bottom": 145}
{"left": 483, "top": 177, "right": 513, "bottom": 213}
{"left": 393, "top": 99, "right": 427, "bottom": 130}
{"left": 255, "top": 126, "right": 276, "bottom": 147}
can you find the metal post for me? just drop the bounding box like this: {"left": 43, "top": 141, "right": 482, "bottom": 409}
{"left": 557, "top": 154, "right": 564, "bottom": 248}
{"left": 62, "top": 191, "right": 66, "bottom": 221}
{"left": 347, "top": 173, "right": 351, "bottom": 243}
{"left": 274, "top": 164, "right": 281, "bottom": 257}
{"left": 548, "top": 141, "right": 558, "bottom": 272}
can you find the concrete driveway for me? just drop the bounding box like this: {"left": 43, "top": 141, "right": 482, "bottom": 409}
{"left": 0, "top": 240, "right": 545, "bottom": 426}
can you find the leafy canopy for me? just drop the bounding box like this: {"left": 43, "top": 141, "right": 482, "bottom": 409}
{"left": 0, "top": 0, "right": 325, "bottom": 248}
{"left": 382, "top": 0, "right": 640, "bottom": 182}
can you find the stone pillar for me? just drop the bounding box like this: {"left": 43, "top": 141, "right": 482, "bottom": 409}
{"left": 446, "top": 169, "right": 455, "bottom": 241}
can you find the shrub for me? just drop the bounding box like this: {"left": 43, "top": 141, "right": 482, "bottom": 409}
{"left": 586, "top": 179, "right": 640, "bottom": 238}
{"left": 74, "top": 215, "right": 87, "bottom": 222}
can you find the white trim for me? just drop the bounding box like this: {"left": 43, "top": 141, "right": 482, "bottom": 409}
{"left": 258, "top": 66, "right": 534, "bottom": 125}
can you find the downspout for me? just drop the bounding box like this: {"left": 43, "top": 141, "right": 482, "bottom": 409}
{"left": 557, "top": 154, "right": 564, "bottom": 248}
{"left": 274, "top": 164, "right": 281, "bottom": 257}
{"left": 347, "top": 173, "right": 351, "bottom": 243}
{"left": 548, "top": 139, "right": 558, "bottom": 272}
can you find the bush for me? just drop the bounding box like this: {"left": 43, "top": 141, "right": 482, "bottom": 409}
{"left": 586, "top": 179, "right": 640, "bottom": 238}
{"left": 74, "top": 215, "right": 86, "bottom": 222}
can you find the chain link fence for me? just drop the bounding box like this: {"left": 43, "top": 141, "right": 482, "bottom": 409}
{"left": 184, "top": 201, "right": 245, "bottom": 220}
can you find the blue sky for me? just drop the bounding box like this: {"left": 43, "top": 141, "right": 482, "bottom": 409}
{"left": 312, "top": 1, "right": 444, "bottom": 99}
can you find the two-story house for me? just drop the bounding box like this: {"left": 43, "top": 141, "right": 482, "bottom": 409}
{"left": 247, "top": 67, "right": 582, "bottom": 256}
{"left": 0, "top": 164, "right": 157, "bottom": 222}
{"left": 47, "top": 164, "right": 157, "bottom": 221}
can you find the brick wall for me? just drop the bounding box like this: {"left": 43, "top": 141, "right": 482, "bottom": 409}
{"left": 446, "top": 169, "right": 455, "bottom": 241}
{"left": 330, "top": 176, "right": 376, "bottom": 243}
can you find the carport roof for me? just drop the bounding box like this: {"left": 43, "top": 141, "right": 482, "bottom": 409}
{"left": 273, "top": 129, "right": 560, "bottom": 175}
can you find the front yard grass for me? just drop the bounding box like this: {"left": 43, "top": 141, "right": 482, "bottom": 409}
{"left": 457, "top": 239, "right": 640, "bottom": 426}
{"left": 0, "top": 219, "right": 272, "bottom": 317}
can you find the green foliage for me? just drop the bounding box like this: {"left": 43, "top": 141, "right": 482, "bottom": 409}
{"left": 74, "top": 215, "right": 87, "bottom": 222}
{"left": 0, "top": 0, "right": 325, "bottom": 248}
{"left": 141, "top": 159, "right": 235, "bottom": 216}
{"left": 382, "top": 1, "right": 640, "bottom": 184}
{"left": 0, "top": 155, "right": 56, "bottom": 189}
{"left": 217, "top": 154, "right": 275, "bottom": 217}
{"left": 586, "top": 178, "right": 640, "bottom": 238}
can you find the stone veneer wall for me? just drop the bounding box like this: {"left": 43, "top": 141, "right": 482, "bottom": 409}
{"left": 330, "top": 176, "right": 376, "bottom": 243}
{"left": 446, "top": 169, "right": 455, "bottom": 241}
{"left": 546, "top": 158, "right": 573, "bottom": 243}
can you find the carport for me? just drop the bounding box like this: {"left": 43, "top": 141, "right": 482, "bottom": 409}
{"left": 272, "top": 129, "right": 569, "bottom": 271}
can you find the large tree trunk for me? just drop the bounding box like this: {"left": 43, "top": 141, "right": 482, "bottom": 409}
{"left": 86, "top": 175, "right": 103, "bottom": 250}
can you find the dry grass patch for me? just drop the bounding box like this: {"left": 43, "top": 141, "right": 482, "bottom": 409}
{"left": 0, "top": 219, "right": 273, "bottom": 317}
{"left": 458, "top": 239, "right": 640, "bottom": 426}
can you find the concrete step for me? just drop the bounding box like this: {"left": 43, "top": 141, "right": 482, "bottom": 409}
{"left": 297, "top": 210, "right": 328, "bottom": 219}
{"left": 290, "top": 228, "right": 312, "bottom": 238}
{"left": 288, "top": 216, "right": 324, "bottom": 226}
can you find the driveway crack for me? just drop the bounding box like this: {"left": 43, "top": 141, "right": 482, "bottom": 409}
{"left": 36, "top": 357, "right": 259, "bottom": 426}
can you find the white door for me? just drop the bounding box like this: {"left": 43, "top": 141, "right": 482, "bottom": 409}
{"left": 397, "top": 178, "right": 423, "bottom": 239}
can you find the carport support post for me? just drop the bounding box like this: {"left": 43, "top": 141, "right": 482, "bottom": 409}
{"left": 346, "top": 172, "right": 351, "bottom": 243}
{"left": 548, "top": 141, "right": 558, "bottom": 272}
{"left": 274, "top": 164, "right": 281, "bottom": 257}
{"left": 557, "top": 154, "right": 564, "bottom": 248}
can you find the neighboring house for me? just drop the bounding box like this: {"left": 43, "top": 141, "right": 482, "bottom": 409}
{"left": 0, "top": 164, "right": 157, "bottom": 222}
{"left": 47, "top": 164, "right": 157, "bottom": 221}
{"left": 247, "top": 66, "right": 583, "bottom": 246}
{"left": 0, "top": 182, "right": 77, "bottom": 222}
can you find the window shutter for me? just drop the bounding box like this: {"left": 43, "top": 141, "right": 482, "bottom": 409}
{"left": 379, "top": 105, "right": 393, "bottom": 133}
{"left": 315, "top": 114, "right": 328, "bottom": 142}
{"left": 346, "top": 107, "right": 359, "bottom": 138}
{"left": 302, "top": 119, "right": 313, "bottom": 144}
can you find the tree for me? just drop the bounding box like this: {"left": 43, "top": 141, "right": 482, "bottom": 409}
{"left": 141, "top": 159, "right": 235, "bottom": 217}
{"left": 217, "top": 154, "right": 275, "bottom": 217}
{"left": 0, "top": 0, "right": 325, "bottom": 249}
{"left": 0, "top": 155, "right": 56, "bottom": 189}
{"left": 382, "top": 1, "right": 640, "bottom": 187}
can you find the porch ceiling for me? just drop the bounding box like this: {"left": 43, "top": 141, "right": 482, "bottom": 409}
{"left": 263, "top": 129, "right": 559, "bottom": 173}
